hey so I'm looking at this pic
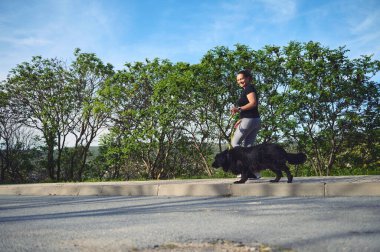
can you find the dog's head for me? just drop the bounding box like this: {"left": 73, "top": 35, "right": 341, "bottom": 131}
{"left": 212, "top": 150, "right": 230, "bottom": 172}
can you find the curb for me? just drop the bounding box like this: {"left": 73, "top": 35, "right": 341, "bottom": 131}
{"left": 0, "top": 176, "right": 379, "bottom": 197}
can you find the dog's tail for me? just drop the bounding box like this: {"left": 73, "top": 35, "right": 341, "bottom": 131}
{"left": 286, "top": 152, "right": 307, "bottom": 165}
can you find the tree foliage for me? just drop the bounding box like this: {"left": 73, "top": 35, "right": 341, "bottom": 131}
{"left": 0, "top": 41, "right": 379, "bottom": 183}
{"left": 1, "top": 50, "right": 114, "bottom": 182}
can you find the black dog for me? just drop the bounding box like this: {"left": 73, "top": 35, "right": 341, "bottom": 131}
{"left": 212, "top": 143, "right": 306, "bottom": 184}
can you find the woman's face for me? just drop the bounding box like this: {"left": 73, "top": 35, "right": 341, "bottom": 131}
{"left": 236, "top": 73, "right": 250, "bottom": 88}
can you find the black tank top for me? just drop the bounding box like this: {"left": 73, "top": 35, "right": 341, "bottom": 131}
{"left": 237, "top": 84, "right": 260, "bottom": 118}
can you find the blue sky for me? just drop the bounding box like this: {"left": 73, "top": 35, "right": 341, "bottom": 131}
{"left": 1, "top": 0, "right": 380, "bottom": 81}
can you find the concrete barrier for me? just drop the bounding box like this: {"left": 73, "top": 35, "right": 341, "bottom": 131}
{"left": 1, "top": 177, "right": 380, "bottom": 197}
{"left": 325, "top": 182, "right": 380, "bottom": 197}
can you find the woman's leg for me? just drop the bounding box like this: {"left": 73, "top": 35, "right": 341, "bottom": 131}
{"left": 243, "top": 117, "right": 261, "bottom": 147}
{"left": 231, "top": 118, "right": 261, "bottom": 147}
{"left": 231, "top": 118, "right": 261, "bottom": 179}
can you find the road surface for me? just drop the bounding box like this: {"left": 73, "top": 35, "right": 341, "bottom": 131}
{"left": 1, "top": 196, "right": 379, "bottom": 251}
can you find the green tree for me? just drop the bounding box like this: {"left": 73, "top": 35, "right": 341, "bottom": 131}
{"left": 99, "top": 59, "right": 219, "bottom": 179}
{"left": 99, "top": 59, "right": 175, "bottom": 179}
{"left": 0, "top": 90, "right": 41, "bottom": 182}
{"left": 284, "top": 41, "right": 380, "bottom": 175}
{"left": 64, "top": 49, "right": 114, "bottom": 181}
{"left": 4, "top": 56, "right": 71, "bottom": 180}
{"left": 151, "top": 62, "right": 215, "bottom": 176}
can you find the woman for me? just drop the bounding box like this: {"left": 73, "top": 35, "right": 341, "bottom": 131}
{"left": 230, "top": 69, "right": 261, "bottom": 179}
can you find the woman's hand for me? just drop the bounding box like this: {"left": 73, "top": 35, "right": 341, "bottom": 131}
{"left": 230, "top": 106, "right": 239, "bottom": 115}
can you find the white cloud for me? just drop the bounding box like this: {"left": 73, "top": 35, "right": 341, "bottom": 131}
{"left": 344, "top": 0, "right": 380, "bottom": 35}
{"left": 0, "top": 36, "right": 51, "bottom": 46}
{"left": 257, "top": 0, "right": 297, "bottom": 23}
{"left": 351, "top": 15, "right": 376, "bottom": 34}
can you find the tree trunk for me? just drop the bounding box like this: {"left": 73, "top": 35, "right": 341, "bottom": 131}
{"left": 47, "top": 146, "right": 55, "bottom": 180}
{"left": 46, "top": 133, "right": 56, "bottom": 181}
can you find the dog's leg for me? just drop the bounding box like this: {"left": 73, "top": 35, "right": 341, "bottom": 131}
{"left": 280, "top": 164, "right": 293, "bottom": 183}
{"left": 234, "top": 170, "right": 248, "bottom": 184}
{"left": 269, "top": 168, "right": 282, "bottom": 183}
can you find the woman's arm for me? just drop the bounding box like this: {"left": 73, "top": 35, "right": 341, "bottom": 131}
{"left": 230, "top": 91, "right": 257, "bottom": 114}
{"left": 239, "top": 92, "right": 257, "bottom": 111}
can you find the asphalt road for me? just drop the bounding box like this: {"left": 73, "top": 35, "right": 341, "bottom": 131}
{"left": 1, "top": 196, "right": 379, "bottom": 251}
